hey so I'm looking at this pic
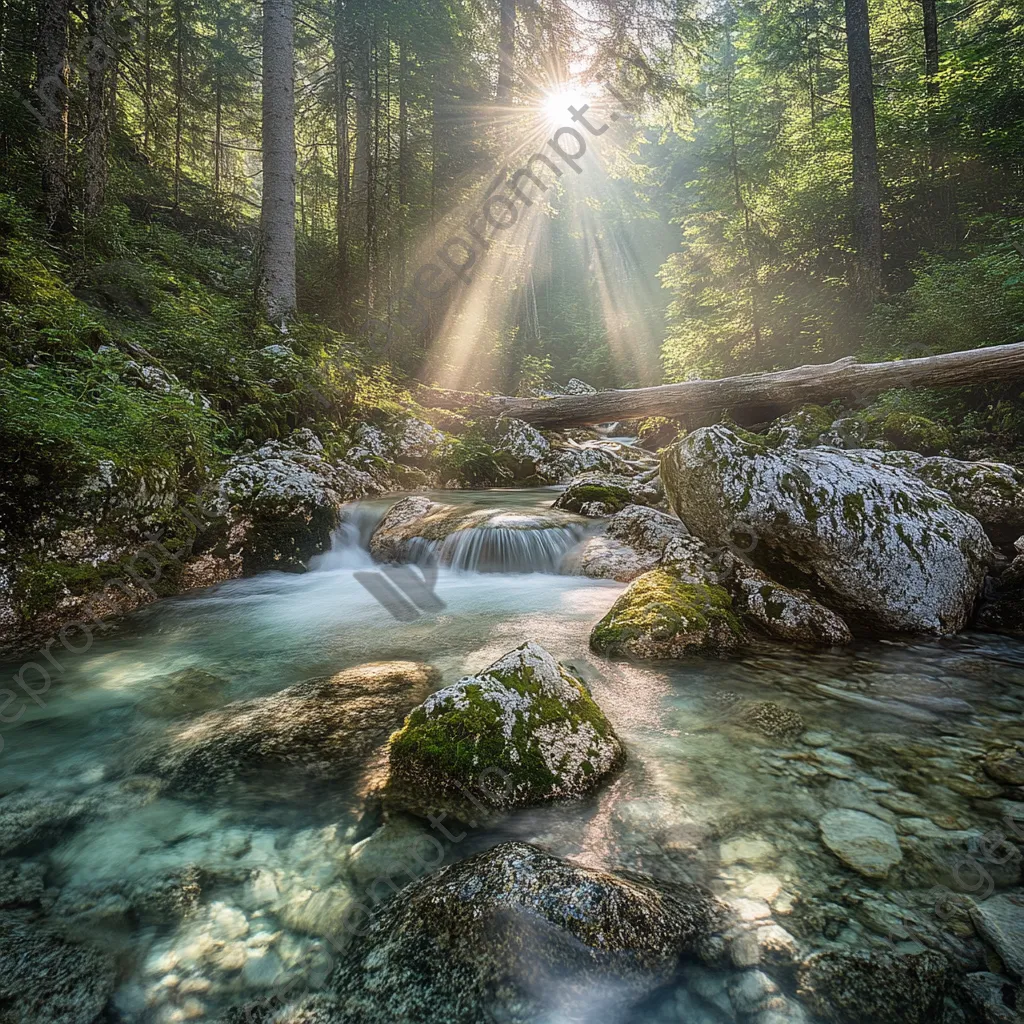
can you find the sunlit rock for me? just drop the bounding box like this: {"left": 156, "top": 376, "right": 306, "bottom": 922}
{"left": 385, "top": 643, "right": 624, "bottom": 821}
{"left": 818, "top": 808, "right": 903, "bottom": 879}
{"left": 590, "top": 567, "right": 746, "bottom": 659}
{"left": 132, "top": 661, "right": 438, "bottom": 794}
{"left": 571, "top": 504, "right": 709, "bottom": 583}
{"left": 662, "top": 425, "right": 993, "bottom": 635}
{"left": 215, "top": 428, "right": 351, "bottom": 574}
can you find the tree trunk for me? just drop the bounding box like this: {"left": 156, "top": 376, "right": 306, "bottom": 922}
{"left": 259, "top": 0, "right": 297, "bottom": 324}
{"left": 496, "top": 0, "right": 515, "bottom": 104}
{"left": 844, "top": 0, "right": 882, "bottom": 303}
{"left": 397, "top": 36, "right": 410, "bottom": 298}
{"left": 922, "top": 0, "right": 939, "bottom": 97}
{"left": 36, "top": 0, "right": 72, "bottom": 232}
{"left": 173, "top": 0, "right": 184, "bottom": 207}
{"left": 84, "top": 0, "right": 111, "bottom": 218}
{"left": 413, "top": 342, "right": 1024, "bottom": 427}
{"left": 333, "top": 0, "right": 349, "bottom": 289}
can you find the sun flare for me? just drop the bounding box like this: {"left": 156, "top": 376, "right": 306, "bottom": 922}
{"left": 541, "top": 86, "right": 590, "bottom": 126}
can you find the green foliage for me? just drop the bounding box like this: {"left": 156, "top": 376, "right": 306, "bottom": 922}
{"left": 435, "top": 429, "right": 514, "bottom": 488}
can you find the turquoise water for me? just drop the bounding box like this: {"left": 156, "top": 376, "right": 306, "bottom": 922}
{"left": 1, "top": 488, "right": 1022, "bottom": 1022}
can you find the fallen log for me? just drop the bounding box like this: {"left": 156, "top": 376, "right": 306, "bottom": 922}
{"left": 415, "top": 343, "right": 1024, "bottom": 427}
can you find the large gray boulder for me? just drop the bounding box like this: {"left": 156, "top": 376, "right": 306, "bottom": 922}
{"left": 385, "top": 643, "right": 624, "bottom": 821}
{"left": 875, "top": 451, "right": 1024, "bottom": 548}
{"left": 662, "top": 425, "right": 993, "bottom": 635}
{"left": 132, "top": 661, "right": 438, "bottom": 793}
{"left": 328, "top": 841, "right": 724, "bottom": 1023}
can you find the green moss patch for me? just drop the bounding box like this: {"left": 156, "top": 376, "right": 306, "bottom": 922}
{"left": 590, "top": 568, "right": 745, "bottom": 659}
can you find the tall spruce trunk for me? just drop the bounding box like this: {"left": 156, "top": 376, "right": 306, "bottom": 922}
{"left": 259, "top": 0, "right": 297, "bottom": 323}
{"left": 496, "top": 0, "right": 515, "bottom": 104}
{"left": 333, "top": 0, "right": 349, "bottom": 291}
{"left": 36, "top": 0, "right": 71, "bottom": 232}
{"left": 844, "top": 0, "right": 883, "bottom": 303}
{"left": 350, "top": 23, "right": 371, "bottom": 305}
{"left": 84, "top": 0, "right": 111, "bottom": 218}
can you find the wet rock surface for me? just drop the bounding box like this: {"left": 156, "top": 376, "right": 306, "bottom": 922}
{"left": 573, "top": 503, "right": 710, "bottom": 583}
{"left": 132, "top": 661, "right": 438, "bottom": 793}
{"left": 797, "top": 948, "right": 951, "bottom": 1024}
{"left": 662, "top": 425, "right": 993, "bottom": 635}
{"left": 385, "top": 643, "right": 624, "bottom": 821}
{"left": 325, "top": 841, "right": 724, "bottom": 1024}
{"left": 0, "top": 912, "right": 118, "bottom": 1024}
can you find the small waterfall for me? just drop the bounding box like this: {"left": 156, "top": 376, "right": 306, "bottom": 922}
{"left": 405, "top": 516, "right": 586, "bottom": 574}
{"left": 309, "top": 503, "right": 383, "bottom": 571}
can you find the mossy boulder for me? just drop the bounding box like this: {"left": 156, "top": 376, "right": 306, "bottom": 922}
{"left": 215, "top": 429, "right": 349, "bottom": 574}
{"left": 385, "top": 643, "right": 624, "bottom": 821}
{"left": 553, "top": 480, "right": 634, "bottom": 516}
{"left": 662, "top": 425, "right": 993, "bottom": 635}
{"left": 797, "top": 949, "right": 951, "bottom": 1024}
{"left": 877, "top": 451, "right": 1024, "bottom": 548}
{"left": 767, "top": 404, "right": 835, "bottom": 447}
{"left": 881, "top": 412, "right": 952, "bottom": 455}
{"left": 731, "top": 563, "right": 852, "bottom": 646}
{"left": 132, "top": 661, "right": 438, "bottom": 793}
{"left": 590, "top": 567, "right": 745, "bottom": 659}
{"left": 326, "top": 841, "right": 724, "bottom": 1023}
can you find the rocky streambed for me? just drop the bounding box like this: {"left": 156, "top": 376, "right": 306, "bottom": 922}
{"left": 2, "top": 420, "right": 1024, "bottom": 1024}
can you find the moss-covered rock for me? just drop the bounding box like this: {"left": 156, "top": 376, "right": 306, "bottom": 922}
{"left": 877, "top": 451, "right": 1024, "bottom": 548}
{"left": 215, "top": 428, "right": 351, "bottom": 575}
{"left": 590, "top": 567, "right": 745, "bottom": 659}
{"left": 662, "top": 425, "right": 993, "bottom": 635}
{"left": 553, "top": 480, "right": 634, "bottom": 516}
{"left": 797, "top": 948, "right": 951, "bottom": 1024}
{"left": 767, "top": 404, "right": 835, "bottom": 447}
{"left": 325, "top": 841, "right": 724, "bottom": 1023}
{"left": 133, "top": 661, "right": 438, "bottom": 793}
{"left": 731, "top": 562, "right": 853, "bottom": 646}
{"left": 881, "top": 412, "right": 952, "bottom": 455}
{"left": 385, "top": 643, "right": 624, "bottom": 821}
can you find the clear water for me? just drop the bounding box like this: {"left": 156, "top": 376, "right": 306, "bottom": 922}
{"left": 2, "top": 487, "right": 1022, "bottom": 1022}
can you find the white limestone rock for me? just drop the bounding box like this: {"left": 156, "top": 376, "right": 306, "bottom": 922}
{"left": 662, "top": 425, "right": 993, "bottom": 635}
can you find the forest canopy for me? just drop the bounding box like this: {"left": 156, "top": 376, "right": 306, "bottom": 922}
{"left": 1, "top": 0, "right": 1022, "bottom": 450}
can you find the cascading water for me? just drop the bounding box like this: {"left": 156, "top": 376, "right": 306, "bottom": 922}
{"left": 407, "top": 516, "right": 586, "bottom": 573}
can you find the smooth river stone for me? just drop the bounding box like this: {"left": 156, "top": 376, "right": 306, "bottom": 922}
{"left": 970, "top": 894, "right": 1024, "bottom": 980}
{"left": 819, "top": 809, "right": 903, "bottom": 879}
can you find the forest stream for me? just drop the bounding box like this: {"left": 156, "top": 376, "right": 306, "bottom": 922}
{"left": 3, "top": 484, "right": 1023, "bottom": 1023}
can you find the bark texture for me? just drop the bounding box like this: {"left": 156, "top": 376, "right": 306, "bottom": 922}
{"left": 414, "top": 342, "right": 1024, "bottom": 427}
{"left": 85, "top": 0, "right": 112, "bottom": 217}
{"left": 844, "top": 0, "right": 883, "bottom": 302}
{"left": 259, "top": 0, "right": 297, "bottom": 323}
{"left": 35, "top": 0, "right": 71, "bottom": 232}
